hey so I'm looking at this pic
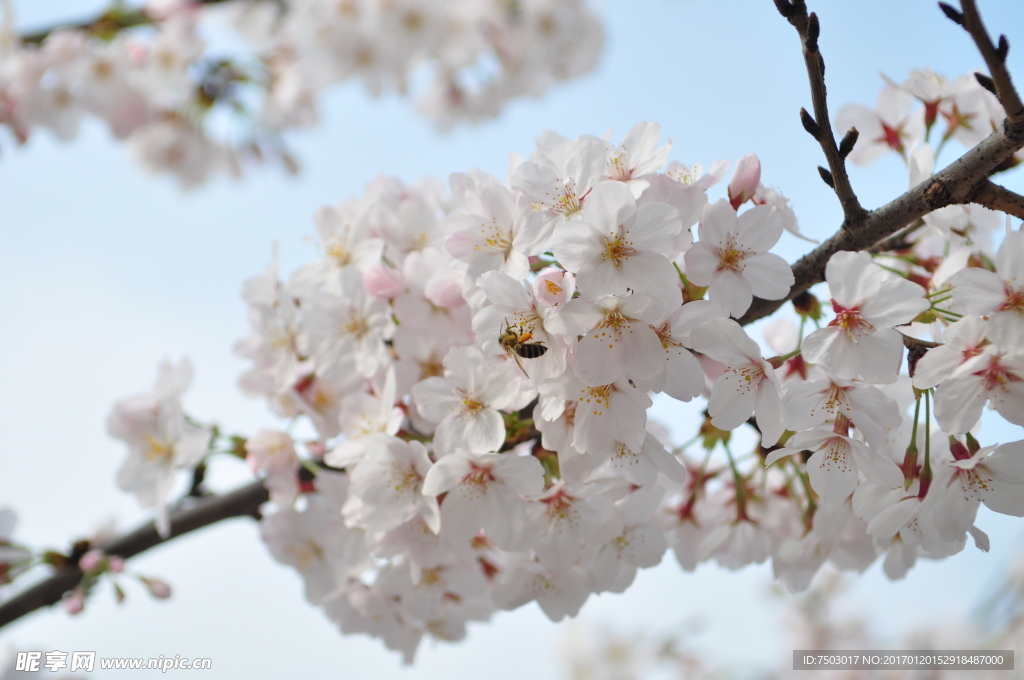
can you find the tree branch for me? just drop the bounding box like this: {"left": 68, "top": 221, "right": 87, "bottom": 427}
{"left": 958, "top": 0, "right": 1024, "bottom": 127}
{"left": 972, "top": 179, "right": 1024, "bottom": 219}
{"left": 738, "top": 119, "right": 1024, "bottom": 326}
{"left": 868, "top": 219, "right": 926, "bottom": 253}
{"left": 776, "top": 0, "right": 867, "bottom": 227}
{"left": 0, "top": 481, "right": 268, "bottom": 630}
{"left": 19, "top": 0, "right": 237, "bottom": 45}
{"left": 741, "top": 0, "right": 1024, "bottom": 327}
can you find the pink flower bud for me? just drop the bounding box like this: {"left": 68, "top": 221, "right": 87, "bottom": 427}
{"left": 424, "top": 271, "right": 466, "bottom": 308}
{"left": 64, "top": 589, "right": 85, "bottom": 615}
{"left": 142, "top": 577, "right": 172, "bottom": 599}
{"left": 949, "top": 437, "right": 972, "bottom": 461}
{"left": 108, "top": 556, "right": 125, "bottom": 573}
{"left": 362, "top": 264, "right": 405, "bottom": 299}
{"left": 727, "top": 153, "right": 761, "bottom": 209}
{"left": 78, "top": 549, "right": 105, "bottom": 573}
{"left": 534, "top": 268, "right": 575, "bottom": 306}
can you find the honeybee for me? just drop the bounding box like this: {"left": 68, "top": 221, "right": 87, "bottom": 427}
{"left": 498, "top": 318, "right": 548, "bottom": 377}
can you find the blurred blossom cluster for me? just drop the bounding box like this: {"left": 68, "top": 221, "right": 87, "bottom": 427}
{"left": 838, "top": 67, "right": 1024, "bottom": 169}
{"left": 0, "top": 0, "right": 603, "bottom": 186}
{"left": 560, "top": 561, "right": 1024, "bottom": 680}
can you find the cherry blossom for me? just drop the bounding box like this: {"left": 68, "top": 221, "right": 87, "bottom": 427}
{"left": 951, "top": 228, "right": 1024, "bottom": 347}
{"left": 0, "top": 0, "right": 606, "bottom": 183}
{"left": 524, "top": 480, "right": 622, "bottom": 573}
{"left": 324, "top": 367, "right": 404, "bottom": 467}
{"left": 492, "top": 558, "right": 593, "bottom": 622}
{"left": 552, "top": 181, "right": 681, "bottom": 299}
{"left": 765, "top": 429, "right": 902, "bottom": 505}
{"left": 684, "top": 199, "right": 793, "bottom": 318}
{"left": 63, "top": 102, "right": 1024, "bottom": 662}
{"left": 303, "top": 270, "right": 396, "bottom": 378}
{"left": 550, "top": 293, "right": 673, "bottom": 387}
{"left": 783, "top": 377, "right": 901, "bottom": 445}
{"left": 604, "top": 434, "right": 687, "bottom": 487}
{"left": 107, "top": 358, "right": 212, "bottom": 536}
{"left": 688, "top": 317, "right": 785, "bottom": 447}
{"left": 586, "top": 486, "right": 668, "bottom": 593}
{"left": 836, "top": 84, "right": 924, "bottom": 164}
{"left": 603, "top": 121, "right": 673, "bottom": 197}
{"left": 511, "top": 134, "right": 607, "bottom": 248}
{"left": 801, "top": 251, "right": 929, "bottom": 384}
{"left": 445, "top": 175, "right": 536, "bottom": 282}
{"left": 539, "top": 372, "right": 653, "bottom": 458}
{"left": 930, "top": 438, "right": 1024, "bottom": 542}
{"left": 342, "top": 435, "right": 440, "bottom": 535}
{"left": 751, "top": 182, "right": 816, "bottom": 242}
{"left": 646, "top": 300, "right": 729, "bottom": 402}
{"left": 411, "top": 347, "right": 522, "bottom": 455}
{"left": 911, "top": 315, "right": 988, "bottom": 389}
{"left": 0, "top": 509, "right": 31, "bottom": 576}
{"left": 246, "top": 429, "right": 300, "bottom": 508}
{"left": 933, "top": 346, "right": 1024, "bottom": 433}
{"left": 421, "top": 449, "right": 545, "bottom": 550}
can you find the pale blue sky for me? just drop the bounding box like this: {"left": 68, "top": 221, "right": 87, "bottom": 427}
{"left": 2, "top": 1, "right": 1024, "bottom": 678}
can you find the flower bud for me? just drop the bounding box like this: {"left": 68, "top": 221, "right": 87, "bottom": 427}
{"left": 64, "top": 588, "right": 85, "bottom": 615}
{"left": 949, "top": 436, "right": 972, "bottom": 461}
{"left": 108, "top": 555, "right": 125, "bottom": 573}
{"left": 142, "top": 576, "right": 172, "bottom": 599}
{"left": 362, "top": 264, "right": 405, "bottom": 299}
{"left": 424, "top": 270, "right": 465, "bottom": 308}
{"left": 792, "top": 290, "right": 822, "bottom": 321}
{"left": 78, "top": 549, "right": 105, "bottom": 573}
{"left": 728, "top": 153, "right": 761, "bottom": 209}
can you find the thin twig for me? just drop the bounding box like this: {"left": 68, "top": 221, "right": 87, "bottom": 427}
{"left": 868, "top": 219, "right": 927, "bottom": 253}
{"left": 19, "top": 0, "right": 236, "bottom": 45}
{"left": 903, "top": 335, "right": 941, "bottom": 350}
{"left": 738, "top": 119, "right": 1024, "bottom": 326}
{"left": 742, "top": 0, "right": 1024, "bottom": 327}
{"left": 777, "top": 0, "right": 867, "bottom": 227}
{"left": 959, "top": 0, "right": 1024, "bottom": 126}
{"left": 0, "top": 481, "right": 268, "bottom": 629}
{"left": 973, "top": 180, "right": 1024, "bottom": 219}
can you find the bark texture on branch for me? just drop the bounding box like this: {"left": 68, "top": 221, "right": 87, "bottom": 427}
{"left": 0, "top": 481, "right": 268, "bottom": 629}
{"left": 973, "top": 180, "right": 1024, "bottom": 219}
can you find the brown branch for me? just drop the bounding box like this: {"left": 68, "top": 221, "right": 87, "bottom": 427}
{"left": 868, "top": 219, "right": 926, "bottom": 253}
{"left": 738, "top": 120, "right": 1024, "bottom": 326}
{"left": 973, "top": 180, "right": 1024, "bottom": 219}
{"left": 959, "top": 0, "right": 1024, "bottom": 127}
{"left": 776, "top": 0, "right": 868, "bottom": 227}
{"left": 741, "top": 0, "right": 1024, "bottom": 327}
{"left": 19, "top": 0, "right": 237, "bottom": 45}
{"left": 0, "top": 481, "right": 268, "bottom": 630}
{"left": 903, "top": 335, "right": 941, "bottom": 350}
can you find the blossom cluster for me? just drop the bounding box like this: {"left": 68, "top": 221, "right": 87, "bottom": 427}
{"left": 97, "top": 69, "right": 1024, "bottom": 659}
{"left": 0, "top": 0, "right": 602, "bottom": 186}
{"left": 560, "top": 564, "right": 1024, "bottom": 680}
{"left": 838, "top": 66, "right": 1024, "bottom": 169}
